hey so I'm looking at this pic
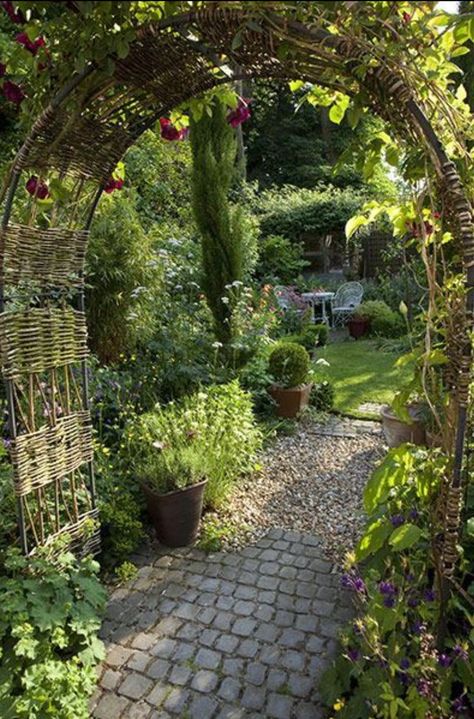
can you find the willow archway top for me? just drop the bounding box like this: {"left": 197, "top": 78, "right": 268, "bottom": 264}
{"left": 7, "top": 4, "right": 467, "bottom": 201}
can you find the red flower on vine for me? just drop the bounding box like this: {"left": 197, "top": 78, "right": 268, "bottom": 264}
{"left": 2, "top": 80, "right": 24, "bottom": 104}
{"left": 402, "top": 11, "right": 412, "bottom": 24}
{"left": 26, "top": 176, "right": 49, "bottom": 199}
{"left": 104, "top": 176, "right": 124, "bottom": 194}
{"left": 16, "top": 32, "right": 46, "bottom": 56}
{"left": 407, "top": 220, "right": 434, "bottom": 238}
{"left": 159, "top": 117, "right": 188, "bottom": 141}
{"left": 2, "top": 1, "right": 24, "bottom": 24}
{"left": 227, "top": 98, "right": 251, "bottom": 128}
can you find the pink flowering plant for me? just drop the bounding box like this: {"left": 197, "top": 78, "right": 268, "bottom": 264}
{"left": 322, "top": 444, "right": 474, "bottom": 718}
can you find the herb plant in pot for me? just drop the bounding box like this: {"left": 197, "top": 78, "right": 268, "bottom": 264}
{"left": 268, "top": 342, "right": 312, "bottom": 418}
{"left": 137, "top": 442, "right": 208, "bottom": 548}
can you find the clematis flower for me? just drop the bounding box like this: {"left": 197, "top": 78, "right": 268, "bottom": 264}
{"left": 347, "top": 647, "right": 359, "bottom": 662}
{"left": 438, "top": 653, "right": 451, "bottom": 668}
{"left": 159, "top": 117, "right": 188, "bottom": 141}
{"left": 424, "top": 588, "right": 436, "bottom": 602}
{"left": 16, "top": 32, "right": 46, "bottom": 56}
{"left": 452, "top": 697, "right": 467, "bottom": 714}
{"left": 227, "top": 97, "right": 251, "bottom": 128}
{"left": 341, "top": 572, "right": 366, "bottom": 594}
{"left": 402, "top": 11, "right": 412, "bottom": 23}
{"left": 104, "top": 176, "right": 124, "bottom": 193}
{"left": 390, "top": 514, "right": 405, "bottom": 527}
{"left": 26, "top": 176, "right": 49, "bottom": 199}
{"left": 453, "top": 644, "right": 468, "bottom": 661}
{"left": 0, "top": 63, "right": 5, "bottom": 77}
{"left": 2, "top": 79, "right": 24, "bottom": 104}
{"left": 2, "top": 1, "right": 24, "bottom": 24}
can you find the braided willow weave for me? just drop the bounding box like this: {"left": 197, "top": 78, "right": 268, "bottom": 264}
{"left": 0, "top": 308, "right": 88, "bottom": 379}
{"left": 10, "top": 411, "right": 93, "bottom": 496}
{"left": 0, "top": 224, "right": 88, "bottom": 287}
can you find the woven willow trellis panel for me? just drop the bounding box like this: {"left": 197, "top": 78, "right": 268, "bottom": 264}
{"left": 0, "top": 224, "right": 89, "bottom": 287}
{"left": 0, "top": 308, "right": 88, "bottom": 379}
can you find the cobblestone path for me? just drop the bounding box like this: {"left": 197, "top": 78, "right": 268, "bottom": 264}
{"left": 92, "top": 528, "right": 352, "bottom": 719}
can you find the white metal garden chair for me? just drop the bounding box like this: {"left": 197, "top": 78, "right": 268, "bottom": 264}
{"left": 331, "top": 281, "right": 364, "bottom": 328}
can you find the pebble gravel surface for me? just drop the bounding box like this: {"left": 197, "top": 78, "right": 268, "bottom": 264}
{"left": 216, "top": 421, "right": 385, "bottom": 563}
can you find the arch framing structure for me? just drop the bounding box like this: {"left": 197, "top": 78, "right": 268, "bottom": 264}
{"left": 0, "top": 4, "right": 472, "bottom": 572}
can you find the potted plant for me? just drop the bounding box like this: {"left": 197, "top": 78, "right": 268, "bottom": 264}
{"left": 347, "top": 307, "right": 371, "bottom": 339}
{"left": 137, "top": 442, "right": 208, "bottom": 548}
{"left": 380, "top": 403, "right": 426, "bottom": 448}
{"left": 268, "top": 342, "right": 312, "bottom": 418}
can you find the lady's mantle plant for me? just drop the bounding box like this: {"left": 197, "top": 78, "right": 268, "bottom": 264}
{"left": 0, "top": 540, "right": 106, "bottom": 719}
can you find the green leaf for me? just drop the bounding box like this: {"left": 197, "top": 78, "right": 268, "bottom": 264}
{"left": 389, "top": 523, "right": 422, "bottom": 551}
{"left": 364, "top": 445, "right": 414, "bottom": 514}
{"left": 466, "top": 517, "right": 474, "bottom": 537}
{"left": 289, "top": 80, "right": 304, "bottom": 92}
{"left": 345, "top": 215, "right": 368, "bottom": 239}
{"left": 329, "top": 95, "right": 350, "bottom": 124}
{"left": 356, "top": 518, "right": 392, "bottom": 560}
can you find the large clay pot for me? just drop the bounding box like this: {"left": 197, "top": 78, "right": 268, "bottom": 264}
{"left": 268, "top": 383, "right": 312, "bottom": 419}
{"left": 380, "top": 405, "right": 426, "bottom": 448}
{"left": 142, "top": 479, "right": 207, "bottom": 547}
{"left": 347, "top": 317, "right": 370, "bottom": 339}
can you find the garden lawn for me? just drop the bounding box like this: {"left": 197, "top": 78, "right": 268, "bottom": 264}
{"left": 317, "top": 339, "right": 412, "bottom": 419}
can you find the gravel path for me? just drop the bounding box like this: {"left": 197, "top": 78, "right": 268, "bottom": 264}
{"left": 212, "top": 420, "right": 385, "bottom": 563}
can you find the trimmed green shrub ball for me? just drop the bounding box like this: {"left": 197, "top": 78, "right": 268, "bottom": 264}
{"left": 269, "top": 342, "right": 311, "bottom": 388}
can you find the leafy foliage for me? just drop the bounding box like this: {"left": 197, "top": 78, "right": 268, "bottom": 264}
{"left": 322, "top": 445, "right": 474, "bottom": 718}
{"left": 86, "top": 191, "right": 160, "bottom": 364}
{"left": 0, "top": 544, "right": 106, "bottom": 719}
{"left": 355, "top": 300, "right": 405, "bottom": 338}
{"left": 256, "top": 234, "right": 308, "bottom": 284}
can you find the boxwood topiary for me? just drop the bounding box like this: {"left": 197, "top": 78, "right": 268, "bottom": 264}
{"left": 269, "top": 342, "right": 311, "bottom": 388}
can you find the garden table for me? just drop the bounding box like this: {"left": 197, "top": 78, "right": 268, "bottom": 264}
{"left": 301, "top": 291, "right": 335, "bottom": 325}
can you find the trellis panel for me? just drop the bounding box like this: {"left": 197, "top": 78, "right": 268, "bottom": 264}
{"left": 0, "top": 307, "right": 88, "bottom": 379}
{"left": 10, "top": 411, "right": 93, "bottom": 496}
{"left": 0, "top": 224, "right": 89, "bottom": 287}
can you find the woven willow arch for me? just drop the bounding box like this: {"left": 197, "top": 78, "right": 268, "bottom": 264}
{"left": 1, "top": 5, "right": 472, "bottom": 572}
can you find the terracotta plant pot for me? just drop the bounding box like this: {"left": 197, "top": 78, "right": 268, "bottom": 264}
{"left": 347, "top": 317, "right": 370, "bottom": 339}
{"left": 141, "top": 479, "right": 207, "bottom": 547}
{"left": 380, "top": 405, "right": 426, "bottom": 448}
{"left": 269, "top": 383, "right": 312, "bottom": 419}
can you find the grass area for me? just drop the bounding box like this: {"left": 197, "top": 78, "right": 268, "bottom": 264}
{"left": 317, "top": 339, "right": 412, "bottom": 419}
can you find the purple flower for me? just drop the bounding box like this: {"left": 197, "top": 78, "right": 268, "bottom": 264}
{"left": 159, "top": 117, "right": 188, "bottom": 141}
{"left": 407, "top": 596, "right": 419, "bottom": 608}
{"left": 438, "top": 653, "right": 451, "bottom": 668}
{"left": 410, "top": 620, "right": 423, "bottom": 635}
{"left": 347, "top": 648, "right": 359, "bottom": 662}
{"left": 453, "top": 645, "right": 468, "bottom": 661}
{"left": 26, "top": 176, "right": 49, "bottom": 199}
{"left": 379, "top": 581, "right": 397, "bottom": 596}
{"left": 452, "top": 697, "right": 467, "bottom": 714}
{"left": 390, "top": 514, "right": 405, "bottom": 527}
{"left": 409, "top": 508, "right": 419, "bottom": 521}
{"left": 424, "top": 588, "right": 436, "bottom": 602}
{"left": 400, "top": 658, "right": 410, "bottom": 670}
{"left": 2, "top": 438, "right": 11, "bottom": 450}
{"left": 341, "top": 572, "right": 366, "bottom": 594}
{"left": 405, "top": 572, "right": 415, "bottom": 583}
{"left": 383, "top": 596, "right": 396, "bottom": 608}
